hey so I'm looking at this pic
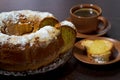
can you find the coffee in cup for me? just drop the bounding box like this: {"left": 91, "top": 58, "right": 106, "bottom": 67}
{"left": 70, "top": 4, "right": 108, "bottom": 34}
{"left": 73, "top": 8, "right": 99, "bottom": 17}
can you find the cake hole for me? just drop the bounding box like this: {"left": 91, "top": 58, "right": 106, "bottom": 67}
{"left": 1, "top": 17, "right": 59, "bottom": 36}
{"left": 1, "top": 14, "right": 37, "bottom": 36}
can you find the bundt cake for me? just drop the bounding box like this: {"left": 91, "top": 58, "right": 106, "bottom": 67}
{"left": 0, "top": 10, "right": 76, "bottom": 71}
{"left": 81, "top": 39, "right": 113, "bottom": 63}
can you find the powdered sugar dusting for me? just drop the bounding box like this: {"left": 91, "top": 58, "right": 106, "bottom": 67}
{"left": 60, "top": 20, "right": 76, "bottom": 30}
{"left": 0, "top": 26, "right": 60, "bottom": 47}
{"left": 0, "top": 10, "right": 59, "bottom": 47}
{"left": 0, "top": 10, "right": 54, "bottom": 30}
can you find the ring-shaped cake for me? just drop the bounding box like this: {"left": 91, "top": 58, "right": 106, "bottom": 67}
{"left": 0, "top": 10, "right": 76, "bottom": 72}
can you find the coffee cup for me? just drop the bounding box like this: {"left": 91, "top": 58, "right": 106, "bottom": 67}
{"left": 70, "top": 4, "right": 108, "bottom": 34}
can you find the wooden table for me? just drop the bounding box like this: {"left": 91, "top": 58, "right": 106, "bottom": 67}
{"left": 0, "top": 0, "right": 120, "bottom": 80}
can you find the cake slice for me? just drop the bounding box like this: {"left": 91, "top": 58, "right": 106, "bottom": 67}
{"left": 81, "top": 39, "right": 113, "bottom": 63}
{"left": 59, "top": 21, "right": 76, "bottom": 54}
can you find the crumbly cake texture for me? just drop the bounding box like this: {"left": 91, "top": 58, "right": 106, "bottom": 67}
{"left": 81, "top": 39, "right": 113, "bottom": 55}
{"left": 0, "top": 10, "right": 76, "bottom": 71}
{"left": 81, "top": 39, "right": 113, "bottom": 63}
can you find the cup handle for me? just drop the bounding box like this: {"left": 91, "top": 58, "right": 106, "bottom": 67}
{"left": 97, "top": 16, "right": 108, "bottom": 32}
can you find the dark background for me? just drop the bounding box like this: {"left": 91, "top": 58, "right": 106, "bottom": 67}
{"left": 0, "top": 0, "right": 120, "bottom": 80}
{"left": 0, "top": 0, "right": 119, "bottom": 39}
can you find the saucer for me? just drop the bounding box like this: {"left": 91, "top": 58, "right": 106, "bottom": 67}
{"left": 73, "top": 37, "right": 120, "bottom": 65}
{"left": 67, "top": 18, "right": 111, "bottom": 38}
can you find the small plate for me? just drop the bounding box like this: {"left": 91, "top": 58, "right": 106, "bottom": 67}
{"left": 67, "top": 18, "right": 111, "bottom": 38}
{"left": 73, "top": 37, "right": 120, "bottom": 65}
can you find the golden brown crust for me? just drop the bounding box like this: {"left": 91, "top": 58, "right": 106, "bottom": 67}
{"left": 0, "top": 10, "right": 76, "bottom": 71}
{"left": 0, "top": 34, "right": 64, "bottom": 71}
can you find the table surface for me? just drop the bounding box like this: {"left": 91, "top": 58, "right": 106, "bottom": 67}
{"left": 0, "top": 0, "right": 120, "bottom": 80}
